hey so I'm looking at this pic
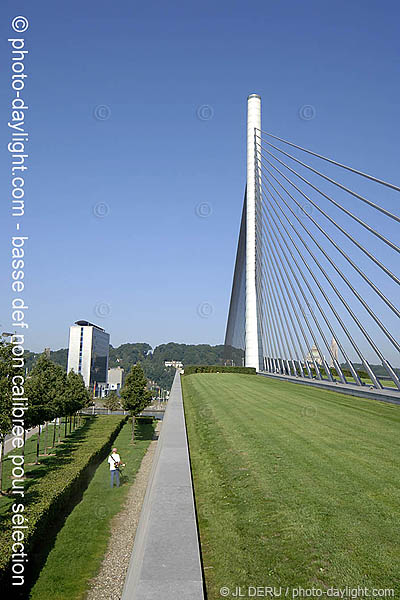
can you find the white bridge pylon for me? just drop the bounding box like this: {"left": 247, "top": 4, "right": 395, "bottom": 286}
{"left": 225, "top": 94, "right": 400, "bottom": 391}
{"left": 245, "top": 94, "right": 263, "bottom": 370}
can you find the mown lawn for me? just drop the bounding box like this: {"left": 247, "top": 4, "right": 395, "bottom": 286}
{"left": 182, "top": 373, "right": 400, "bottom": 599}
{"left": 29, "top": 418, "right": 154, "bottom": 600}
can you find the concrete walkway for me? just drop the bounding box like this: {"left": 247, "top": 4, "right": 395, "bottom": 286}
{"left": 121, "top": 370, "right": 204, "bottom": 600}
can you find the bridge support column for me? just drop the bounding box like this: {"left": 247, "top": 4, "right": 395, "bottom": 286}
{"left": 246, "top": 94, "right": 262, "bottom": 370}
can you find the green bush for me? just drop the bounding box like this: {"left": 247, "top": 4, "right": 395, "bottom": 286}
{"left": 183, "top": 365, "right": 256, "bottom": 375}
{"left": 0, "top": 415, "right": 127, "bottom": 585}
{"left": 331, "top": 367, "right": 369, "bottom": 380}
{"left": 136, "top": 415, "right": 155, "bottom": 424}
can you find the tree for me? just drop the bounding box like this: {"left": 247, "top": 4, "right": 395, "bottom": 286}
{"left": 108, "top": 343, "right": 152, "bottom": 371}
{"left": 103, "top": 391, "right": 120, "bottom": 412}
{"left": 25, "top": 354, "right": 66, "bottom": 463}
{"left": 51, "top": 370, "right": 80, "bottom": 446}
{"left": 60, "top": 370, "right": 90, "bottom": 433}
{"left": 0, "top": 340, "right": 14, "bottom": 494}
{"left": 120, "top": 364, "right": 152, "bottom": 442}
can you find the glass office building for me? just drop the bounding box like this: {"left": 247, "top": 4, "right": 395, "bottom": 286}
{"left": 67, "top": 320, "right": 110, "bottom": 388}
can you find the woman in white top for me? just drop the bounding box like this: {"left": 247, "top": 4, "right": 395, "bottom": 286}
{"left": 108, "top": 447, "right": 122, "bottom": 488}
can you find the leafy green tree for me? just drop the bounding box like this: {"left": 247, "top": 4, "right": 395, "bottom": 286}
{"left": 103, "top": 391, "right": 121, "bottom": 412}
{"left": 49, "top": 348, "right": 68, "bottom": 369}
{"left": 108, "top": 343, "right": 152, "bottom": 371}
{"left": 25, "top": 354, "right": 66, "bottom": 462}
{"left": 0, "top": 340, "right": 14, "bottom": 494}
{"left": 121, "top": 364, "right": 152, "bottom": 442}
{"left": 50, "top": 369, "right": 86, "bottom": 445}
{"left": 25, "top": 348, "right": 69, "bottom": 373}
{"left": 60, "top": 370, "right": 90, "bottom": 434}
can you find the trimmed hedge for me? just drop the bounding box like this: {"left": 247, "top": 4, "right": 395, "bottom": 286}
{"left": 0, "top": 415, "right": 127, "bottom": 586}
{"left": 136, "top": 415, "right": 155, "bottom": 424}
{"left": 293, "top": 366, "right": 370, "bottom": 381}
{"left": 183, "top": 365, "right": 256, "bottom": 375}
{"left": 331, "top": 367, "right": 369, "bottom": 380}
{"left": 305, "top": 367, "right": 370, "bottom": 380}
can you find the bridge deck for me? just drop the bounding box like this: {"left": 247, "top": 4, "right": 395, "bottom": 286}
{"left": 258, "top": 371, "right": 400, "bottom": 405}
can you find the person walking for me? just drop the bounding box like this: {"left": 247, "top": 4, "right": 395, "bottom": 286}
{"left": 108, "top": 447, "right": 123, "bottom": 488}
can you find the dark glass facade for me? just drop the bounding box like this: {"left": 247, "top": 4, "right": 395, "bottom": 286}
{"left": 90, "top": 327, "right": 109, "bottom": 386}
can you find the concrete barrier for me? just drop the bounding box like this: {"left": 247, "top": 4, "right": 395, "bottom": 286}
{"left": 121, "top": 370, "right": 204, "bottom": 600}
{"left": 258, "top": 371, "right": 400, "bottom": 405}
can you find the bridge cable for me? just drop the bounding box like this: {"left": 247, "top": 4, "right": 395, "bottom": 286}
{"left": 255, "top": 199, "right": 308, "bottom": 377}
{"left": 257, "top": 232, "right": 313, "bottom": 377}
{"left": 258, "top": 129, "right": 400, "bottom": 206}
{"left": 256, "top": 219, "right": 305, "bottom": 377}
{"left": 258, "top": 186, "right": 362, "bottom": 385}
{"left": 256, "top": 191, "right": 330, "bottom": 380}
{"left": 256, "top": 135, "right": 400, "bottom": 254}
{"left": 257, "top": 148, "right": 400, "bottom": 288}
{"left": 258, "top": 241, "right": 313, "bottom": 377}
{"left": 256, "top": 161, "right": 400, "bottom": 388}
{"left": 259, "top": 194, "right": 353, "bottom": 384}
{"left": 256, "top": 158, "right": 400, "bottom": 329}
{"left": 258, "top": 182, "right": 362, "bottom": 385}
{"left": 256, "top": 226, "right": 298, "bottom": 375}
{"left": 259, "top": 206, "right": 336, "bottom": 382}
{"left": 254, "top": 216, "right": 276, "bottom": 368}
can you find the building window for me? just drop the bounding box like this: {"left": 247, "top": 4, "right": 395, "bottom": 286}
{"left": 78, "top": 327, "right": 84, "bottom": 372}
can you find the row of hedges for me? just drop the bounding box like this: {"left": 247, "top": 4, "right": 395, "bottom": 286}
{"left": 183, "top": 365, "right": 256, "bottom": 375}
{"left": 302, "top": 367, "right": 370, "bottom": 380}
{"left": 184, "top": 364, "right": 370, "bottom": 381}
{"left": 0, "top": 415, "right": 127, "bottom": 586}
{"left": 273, "top": 363, "right": 370, "bottom": 380}
{"left": 331, "top": 367, "right": 369, "bottom": 380}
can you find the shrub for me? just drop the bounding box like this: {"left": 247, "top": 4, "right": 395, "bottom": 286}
{"left": 183, "top": 365, "right": 256, "bottom": 375}
{"left": 331, "top": 367, "right": 369, "bottom": 380}
{"left": 136, "top": 416, "right": 154, "bottom": 424}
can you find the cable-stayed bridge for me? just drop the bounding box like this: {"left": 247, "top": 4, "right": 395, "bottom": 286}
{"left": 225, "top": 94, "right": 400, "bottom": 396}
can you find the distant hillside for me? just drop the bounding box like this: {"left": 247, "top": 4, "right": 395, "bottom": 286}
{"left": 152, "top": 342, "right": 227, "bottom": 365}
{"left": 25, "top": 345, "right": 399, "bottom": 390}
{"left": 108, "top": 343, "right": 152, "bottom": 370}
{"left": 24, "top": 341, "right": 231, "bottom": 390}
{"left": 25, "top": 348, "right": 68, "bottom": 372}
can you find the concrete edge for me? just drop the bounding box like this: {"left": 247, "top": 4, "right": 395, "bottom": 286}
{"left": 121, "top": 370, "right": 205, "bottom": 600}
{"left": 258, "top": 372, "right": 400, "bottom": 405}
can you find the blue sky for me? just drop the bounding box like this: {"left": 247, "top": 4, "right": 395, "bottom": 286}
{"left": 1, "top": 0, "right": 399, "bottom": 366}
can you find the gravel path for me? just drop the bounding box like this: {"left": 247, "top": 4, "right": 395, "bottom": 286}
{"left": 86, "top": 422, "right": 161, "bottom": 600}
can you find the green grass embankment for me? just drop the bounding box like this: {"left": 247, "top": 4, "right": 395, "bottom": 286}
{"left": 182, "top": 373, "right": 400, "bottom": 599}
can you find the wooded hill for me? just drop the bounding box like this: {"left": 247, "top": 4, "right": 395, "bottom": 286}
{"left": 25, "top": 342, "right": 231, "bottom": 390}
{"left": 25, "top": 344, "right": 400, "bottom": 390}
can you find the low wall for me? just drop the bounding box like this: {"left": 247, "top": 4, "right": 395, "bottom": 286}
{"left": 121, "top": 370, "right": 204, "bottom": 600}
{"left": 258, "top": 371, "right": 400, "bottom": 405}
